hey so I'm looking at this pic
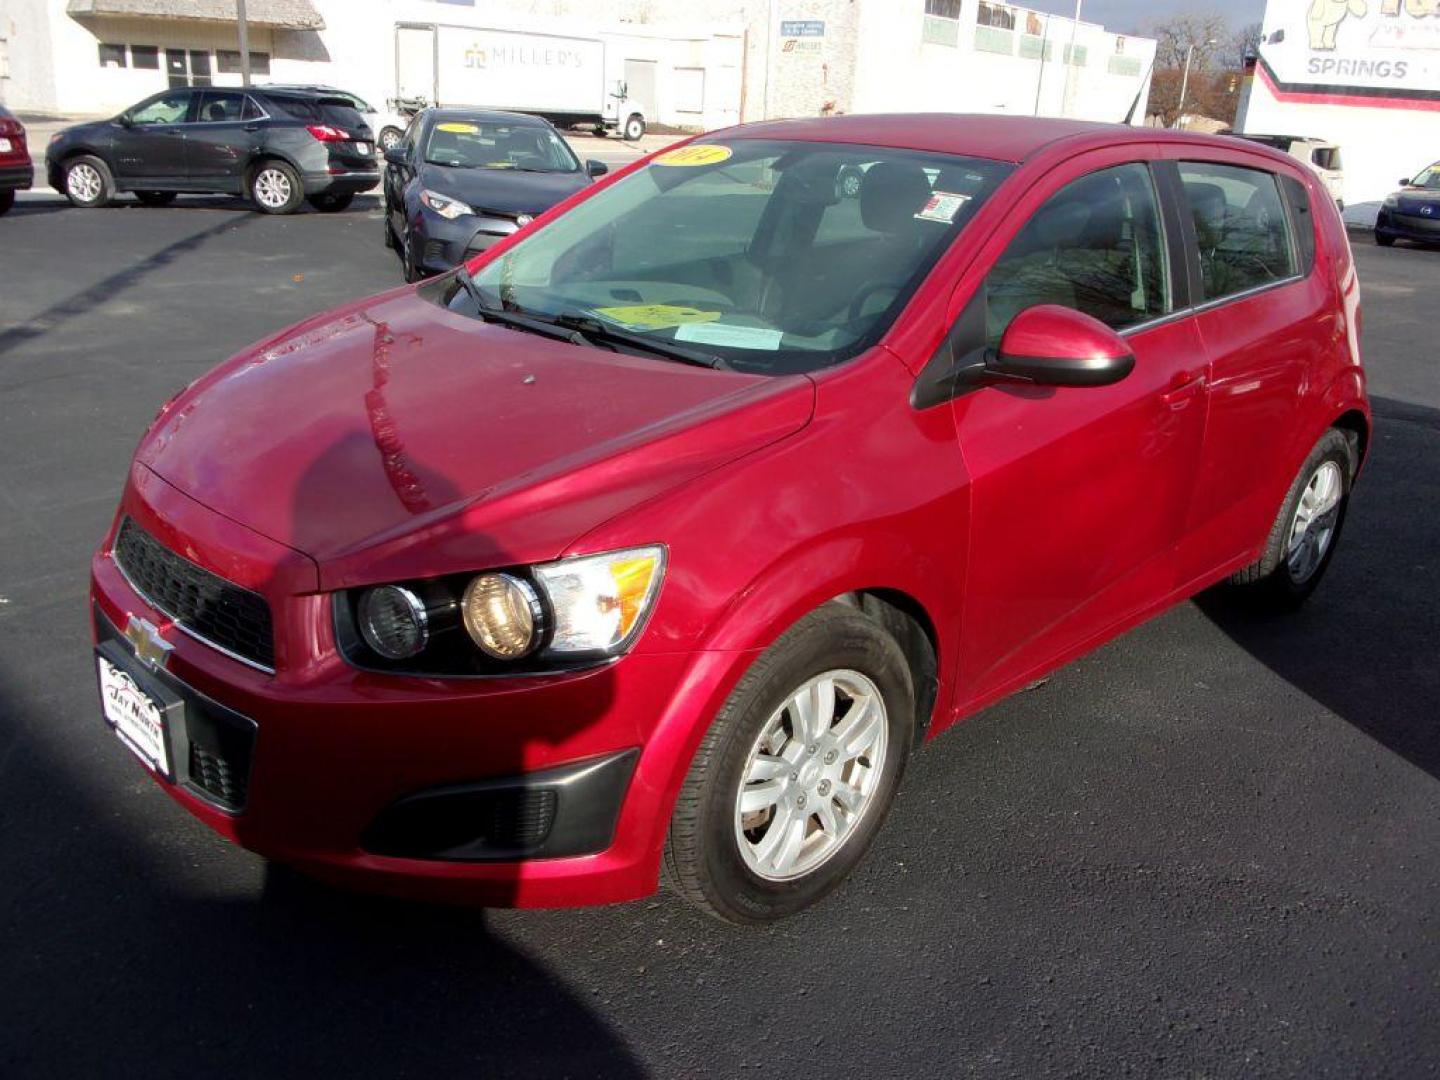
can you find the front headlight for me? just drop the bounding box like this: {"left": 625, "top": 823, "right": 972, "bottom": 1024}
{"left": 340, "top": 545, "right": 666, "bottom": 675}
{"left": 420, "top": 189, "right": 473, "bottom": 220}
{"left": 1384, "top": 194, "right": 1399, "bottom": 208}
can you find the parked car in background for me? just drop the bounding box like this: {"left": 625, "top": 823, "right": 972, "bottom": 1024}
{"left": 0, "top": 105, "right": 34, "bottom": 215}
{"left": 1235, "top": 133, "right": 1345, "bottom": 208}
{"left": 258, "top": 83, "right": 411, "bottom": 152}
{"left": 91, "top": 115, "right": 1368, "bottom": 924}
{"left": 383, "top": 107, "right": 606, "bottom": 280}
{"left": 46, "top": 86, "right": 378, "bottom": 214}
{"left": 1375, "top": 161, "right": 1440, "bottom": 247}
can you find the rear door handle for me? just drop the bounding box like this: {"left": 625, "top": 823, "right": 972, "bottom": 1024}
{"left": 1161, "top": 372, "right": 1207, "bottom": 405}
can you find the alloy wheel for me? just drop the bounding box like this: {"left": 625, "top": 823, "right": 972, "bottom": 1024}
{"left": 67, "top": 163, "right": 102, "bottom": 202}
{"left": 734, "top": 669, "right": 888, "bottom": 882}
{"left": 1286, "top": 460, "right": 1343, "bottom": 584}
{"left": 254, "top": 168, "right": 292, "bottom": 210}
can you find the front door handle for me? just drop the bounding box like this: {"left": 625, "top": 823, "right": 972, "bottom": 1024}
{"left": 1161, "top": 371, "right": 1206, "bottom": 405}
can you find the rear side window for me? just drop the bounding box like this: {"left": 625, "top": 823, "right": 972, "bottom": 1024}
{"left": 985, "top": 162, "right": 1170, "bottom": 344}
{"left": 196, "top": 91, "right": 246, "bottom": 123}
{"left": 1280, "top": 175, "right": 1316, "bottom": 276}
{"left": 265, "top": 95, "right": 366, "bottom": 134}
{"left": 1178, "top": 162, "right": 1296, "bottom": 302}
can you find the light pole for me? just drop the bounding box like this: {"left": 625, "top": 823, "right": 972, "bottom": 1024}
{"left": 1061, "top": 0, "right": 1082, "bottom": 118}
{"left": 236, "top": 0, "right": 251, "bottom": 87}
{"left": 1175, "top": 37, "right": 1215, "bottom": 129}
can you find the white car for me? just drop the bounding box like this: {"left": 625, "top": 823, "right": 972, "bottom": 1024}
{"left": 1236, "top": 133, "right": 1345, "bottom": 209}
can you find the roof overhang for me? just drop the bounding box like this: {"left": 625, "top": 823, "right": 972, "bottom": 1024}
{"left": 66, "top": 0, "right": 325, "bottom": 31}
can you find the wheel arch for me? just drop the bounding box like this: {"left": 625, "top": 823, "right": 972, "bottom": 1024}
{"left": 244, "top": 151, "right": 303, "bottom": 190}
{"left": 1331, "top": 407, "right": 1370, "bottom": 474}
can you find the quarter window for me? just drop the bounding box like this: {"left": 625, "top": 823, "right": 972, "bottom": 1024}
{"left": 985, "top": 162, "right": 1170, "bottom": 344}
{"left": 1280, "top": 174, "right": 1316, "bottom": 276}
{"left": 1179, "top": 162, "right": 1297, "bottom": 301}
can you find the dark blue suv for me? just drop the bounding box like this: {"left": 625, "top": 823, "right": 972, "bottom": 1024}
{"left": 45, "top": 86, "right": 378, "bottom": 214}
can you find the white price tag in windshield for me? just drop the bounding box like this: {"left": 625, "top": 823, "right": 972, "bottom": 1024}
{"left": 674, "top": 322, "right": 782, "bottom": 350}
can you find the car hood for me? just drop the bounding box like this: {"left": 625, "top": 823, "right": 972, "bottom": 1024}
{"left": 1395, "top": 188, "right": 1440, "bottom": 212}
{"left": 136, "top": 287, "right": 815, "bottom": 589}
{"left": 417, "top": 163, "right": 590, "bottom": 215}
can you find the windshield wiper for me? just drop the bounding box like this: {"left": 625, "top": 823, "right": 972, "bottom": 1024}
{"left": 452, "top": 268, "right": 612, "bottom": 348}
{"left": 552, "top": 312, "right": 730, "bottom": 370}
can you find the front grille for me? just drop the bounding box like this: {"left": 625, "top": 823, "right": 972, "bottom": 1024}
{"left": 190, "top": 743, "right": 248, "bottom": 809}
{"left": 113, "top": 517, "right": 275, "bottom": 670}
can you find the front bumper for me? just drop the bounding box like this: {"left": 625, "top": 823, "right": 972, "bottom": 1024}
{"left": 411, "top": 208, "right": 520, "bottom": 274}
{"left": 0, "top": 161, "right": 33, "bottom": 192}
{"left": 1376, "top": 208, "right": 1440, "bottom": 243}
{"left": 88, "top": 468, "right": 745, "bottom": 907}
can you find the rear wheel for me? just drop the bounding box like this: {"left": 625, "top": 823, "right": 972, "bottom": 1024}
{"left": 134, "top": 190, "right": 176, "bottom": 207}
{"left": 1229, "top": 428, "right": 1356, "bottom": 608}
{"left": 379, "top": 127, "right": 404, "bottom": 152}
{"left": 0, "top": 190, "right": 13, "bottom": 216}
{"left": 249, "top": 160, "right": 303, "bottom": 214}
{"left": 664, "top": 604, "right": 914, "bottom": 924}
{"left": 308, "top": 192, "right": 354, "bottom": 213}
{"left": 63, "top": 155, "right": 113, "bottom": 208}
{"left": 623, "top": 113, "right": 645, "bottom": 142}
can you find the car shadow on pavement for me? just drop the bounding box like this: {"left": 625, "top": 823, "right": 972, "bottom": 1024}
{"left": 1195, "top": 395, "right": 1440, "bottom": 781}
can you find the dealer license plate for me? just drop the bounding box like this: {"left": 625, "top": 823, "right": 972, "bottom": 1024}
{"left": 99, "top": 656, "right": 170, "bottom": 775}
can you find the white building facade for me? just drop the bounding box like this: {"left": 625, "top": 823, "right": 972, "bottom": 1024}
{"left": 1, "top": 0, "right": 1152, "bottom": 130}
{"left": 1236, "top": 0, "right": 1440, "bottom": 224}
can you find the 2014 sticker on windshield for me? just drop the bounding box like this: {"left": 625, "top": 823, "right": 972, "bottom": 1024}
{"left": 915, "top": 191, "right": 970, "bottom": 224}
{"left": 654, "top": 145, "right": 733, "bottom": 167}
{"left": 591, "top": 305, "right": 723, "bottom": 331}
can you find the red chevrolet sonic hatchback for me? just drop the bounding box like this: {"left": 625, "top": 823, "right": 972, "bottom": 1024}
{"left": 91, "top": 115, "right": 1368, "bottom": 923}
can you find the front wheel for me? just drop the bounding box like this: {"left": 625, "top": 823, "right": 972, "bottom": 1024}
{"left": 1229, "top": 428, "right": 1356, "bottom": 607}
{"left": 250, "top": 161, "right": 303, "bottom": 214}
{"left": 308, "top": 192, "right": 354, "bottom": 213}
{"left": 664, "top": 604, "right": 914, "bottom": 924}
{"left": 62, "top": 155, "right": 113, "bottom": 208}
{"left": 623, "top": 113, "right": 645, "bottom": 141}
{"left": 379, "top": 127, "right": 404, "bottom": 152}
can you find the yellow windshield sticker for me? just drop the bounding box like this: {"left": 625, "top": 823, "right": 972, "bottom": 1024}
{"left": 653, "top": 145, "right": 733, "bottom": 167}
{"left": 591, "top": 305, "right": 723, "bottom": 331}
{"left": 436, "top": 122, "right": 479, "bottom": 134}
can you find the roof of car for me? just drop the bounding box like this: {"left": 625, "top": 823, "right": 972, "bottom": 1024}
{"left": 720, "top": 113, "right": 1277, "bottom": 165}
{"left": 424, "top": 107, "right": 549, "bottom": 128}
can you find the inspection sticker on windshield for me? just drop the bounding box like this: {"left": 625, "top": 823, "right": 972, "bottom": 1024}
{"left": 654, "top": 145, "right": 733, "bottom": 167}
{"left": 915, "top": 191, "right": 970, "bottom": 224}
{"left": 592, "top": 305, "right": 722, "bottom": 331}
{"left": 436, "top": 122, "right": 479, "bottom": 134}
{"left": 675, "top": 322, "right": 782, "bottom": 350}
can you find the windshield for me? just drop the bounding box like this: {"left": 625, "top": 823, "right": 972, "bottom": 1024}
{"left": 1411, "top": 163, "right": 1440, "bottom": 189}
{"left": 455, "top": 139, "right": 1011, "bottom": 373}
{"left": 424, "top": 120, "right": 579, "bottom": 172}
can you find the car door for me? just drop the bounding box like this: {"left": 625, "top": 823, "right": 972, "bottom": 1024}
{"left": 1160, "top": 153, "right": 1321, "bottom": 586}
{"left": 387, "top": 117, "right": 421, "bottom": 240}
{"left": 187, "top": 90, "right": 259, "bottom": 191}
{"left": 112, "top": 90, "right": 193, "bottom": 183}
{"left": 951, "top": 154, "right": 1210, "bottom": 703}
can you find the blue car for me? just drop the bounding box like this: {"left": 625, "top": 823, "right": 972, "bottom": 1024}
{"left": 382, "top": 108, "right": 607, "bottom": 281}
{"left": 1376, "top": 162, "right": 1440, "bottom": 247}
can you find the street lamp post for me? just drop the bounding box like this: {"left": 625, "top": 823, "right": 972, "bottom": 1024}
{"left": 1175, "top": 37, "right": 1215, "bottom": 129}
{"left": 236, "top": 0, "right": 252, "bottom": 87}
{"left": 1061, "top": 0, "right": 1082, "bottom": 118}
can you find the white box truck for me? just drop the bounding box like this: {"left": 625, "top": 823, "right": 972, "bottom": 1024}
{"left": 394, "top": 23, "right": 648, "bottom": 141}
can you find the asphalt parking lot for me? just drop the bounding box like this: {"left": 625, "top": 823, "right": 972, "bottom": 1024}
{"left": 1, "top": 192, "right": 1437, "bottom": 1078}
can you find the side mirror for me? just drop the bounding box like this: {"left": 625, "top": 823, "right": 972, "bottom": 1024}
{"left": 384, "top": 146, "right": 409, "bottom": 166}
{"left": 118, "top": 113, "right": 134, "bottom": 128}
{"left": 585, "top": 158, "right": 609, "bottom": 178}
{"left": 1401, "top": 176, "right": 1414, "bottom": 186}
{"left": 991, "top": 305, "right": 1135, "bottom": 387}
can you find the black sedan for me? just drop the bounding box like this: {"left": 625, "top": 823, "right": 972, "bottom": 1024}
{"left": 0, "top": 104, "right": 34, "bottom": 215}
{"left": 45, "top": 86, "right": 377, "bottom": 214}
{"left": 383, "top": 108, "right": 606, "bottom": 281}
{"left": 1376, "top": 161, "right": 1440, "bottom": 247}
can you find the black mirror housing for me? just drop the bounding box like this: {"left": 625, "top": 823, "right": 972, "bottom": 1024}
{"left": 384, "top": 146, "right": 409, "bottom": 166}
{"left": 586, "top": 159, "right": 609, "bottom": 178}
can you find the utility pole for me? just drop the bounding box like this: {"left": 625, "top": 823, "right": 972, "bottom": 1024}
{"left": 1061, "top": 0, "right": 1082, "bottom": 118}
{"left": 236, "top": 0, "right": 252, "bottom": 87}
{"left": 1032, "top": 15, "right": 1050, "bottom": 115}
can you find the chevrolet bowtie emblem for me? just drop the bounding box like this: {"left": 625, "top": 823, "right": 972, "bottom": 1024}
{"left": 124, "top": 615, "right": 173, "bottom": 671}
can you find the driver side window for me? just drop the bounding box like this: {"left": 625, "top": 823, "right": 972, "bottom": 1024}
{"left": 985, "top": 162, "right": 1169, "bottom": 346}
{"left": 130, "top": 91, "right": 191, "bottom": 125}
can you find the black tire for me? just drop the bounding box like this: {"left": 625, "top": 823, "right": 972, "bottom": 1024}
{"left": 0, "top": 190, "right": 13, "bottom": 216}
{"left": 623, "top": 113, "right": 645, "bottom": 142}
{"left": 249, "top": 159, "right": 304, "bottom": 214}
{"left": 134, "top": 190, "right": 176, "bottom": 207}
{"left": 1228, "top": 428, "right": 1356, "bottom": 608}
{"left": 382, "top": 206, "right": 396, "bottom": 249}
{"left": 401, "top": 234, "right": 424, "bottom": 283}
{"left": 1375, "top": 231, "right": 1395, "bottom": 248}
{"left": 664, "top": 603, "right": 914, "bottom": 924}
{"left": 62, "top": 155, "right": 114, "bottom": 208}
{"left": 309, "top": 192, "right": 354, "bottom": 213}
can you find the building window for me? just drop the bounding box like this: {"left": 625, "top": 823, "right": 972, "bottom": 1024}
{"left": 673, "top": 67, "right": 705, "bottom": 114}
{"left": 131, "top": 45, "right": 160, "bottom": 69}
{"left": 977, "top": 2, "right": 1017, "bottom": 30}
{"left": 216, "top": 50, "right": 272, "bottom": 75}
{"left": 923, "top": 0, "right": 961, "bottom": 46}
{"left": 98, "top": 43, "right": 127, "bottom": 68}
